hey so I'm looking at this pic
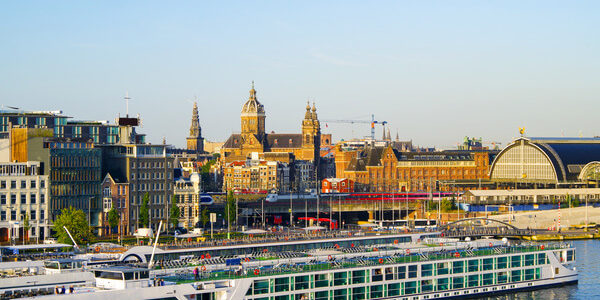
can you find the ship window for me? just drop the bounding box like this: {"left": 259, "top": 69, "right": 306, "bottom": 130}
{"left": 524, "top": 268, "right": 535, "bottom": 280}
{"left": 421, "top": 264, "right": 433, "bottom": 277}
{"left": 452, "top": 261, "right": 464, "bottom": 273}
{"left": 421, "top": 279, "right": 434, "bottom": 292}
{"left": 537, "top": 253, "right": 547, "bottom": 265}
{"left": 372, "top": 268, "right": 383, "bottom": 282}
{"left": 333, "top": 289, "right": 348, "bottom": 300}
{"left": 352, "top": 286, "right": 366, "bottom": 299}
{"left": 314, "top": 273, "right": 329, "bottom": 288}
{"left": 408, "top": 265, "right": 418, "bottom": 278}
{"left": 396, "top": 266, "right": 406, "bottom": 279}
{"left": 295, "top": 275, "right": 310, "bottom": 290}
{"left": 496, "top": 257, "right": 508, "bottom": 269}
{"left": 387, "top": 283, "right": 400, "bottom": 296}
{"left": 452, "top": 276, "right": 464, "bottom": 289}
{"left": 510, "top": 270, "right": 522, "bottom": 282}
{"left": 436, "top": 278, "right": 449, "bottom": 291}
{"left": 274, "top": 277, "right": 290, "bottom": 292}
{"left": 511, "top": 255, "right": 521, "bottom": 268}
{"left": 351, "top": 270, "right": 366, "bottom": 284}
{"left": 404, "top": 281, "right": 418, "bottom": 294}
{"left": 482, "top": 273, "right": 494, "bottom": 285}
{"left": 497, "top": 271, "right": 508, "bottom": 284}
{"left": 333, "top": 272, "right": 348, "bottom": 286}
{"left": 468, "top": 274, "right": 479, "bottom": 287}
{"left": 370, "top": 285, "right": 383, "bottom": 298}
{"left": 253, "top": 279, "right": 269, "bottom": 295}
{"left": 524, "top": 254, "right": 535, "bottom": 266}
{"left": 482, "top": 258, "right": 494, "bottom": 271}
{"left": 468, "top": 259, "right": 479, "bottom": 272}
{"left": 385, "top": 267, "right": 394, "bottom": 280}
{"left": 566, "top": 250, "right": 574, "bottom": 262}
{"left": 315, "top": 291, "right": 328, "bottom": 300}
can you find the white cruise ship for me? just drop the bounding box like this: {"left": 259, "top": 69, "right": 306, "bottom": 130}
{"left": 0, "top": 233, "right": 577, "bottom": 300}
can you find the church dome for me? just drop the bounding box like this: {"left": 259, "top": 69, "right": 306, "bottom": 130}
{"left": 241, "top": 82, "right": 265, "bottom": 116}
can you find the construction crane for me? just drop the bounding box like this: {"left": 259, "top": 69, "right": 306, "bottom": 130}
{"left": 322, "top": 114, "right": 388, "bottom": 140}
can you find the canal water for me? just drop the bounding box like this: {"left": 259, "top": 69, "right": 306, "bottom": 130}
{"left": 481, "top": 239, "right": 599, "bottom": 300}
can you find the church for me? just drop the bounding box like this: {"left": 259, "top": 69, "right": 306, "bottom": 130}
{"left": 220, "top": 83, "right": 321, "bottom": 164}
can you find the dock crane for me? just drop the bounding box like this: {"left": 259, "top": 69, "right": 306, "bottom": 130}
{"left": 322, "top": 114, "right": 388, "bottom": 140}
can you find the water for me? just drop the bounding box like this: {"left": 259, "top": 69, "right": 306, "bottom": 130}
{"left": 480, "top": 239, "right": 600, "bottom": 300}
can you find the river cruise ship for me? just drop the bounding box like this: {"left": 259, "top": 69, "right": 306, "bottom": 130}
{"left": 0, "top": 232, "right": 577, "bottom": 300}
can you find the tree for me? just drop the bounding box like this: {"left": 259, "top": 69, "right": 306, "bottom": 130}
{"left": 53, "top": 207, "right": 92, "bottom": 246}
{"left": 139, "top": 193, "right": 150, "bottom": 228}
{"left": 22, "top": 213, "right": 31, "bottom": 242}
{"left": 169, "top": 195, "right": 180, "bottom": 229}
{"left": 225, "top": 191, "right": 236, "bottom": 225}
{"left": 107, "top": 208, "right": 120, "bottom": 235}
{"left": 441, "top": 198, "right": 457, "bottom": 212}
{"left": 200, "top": 207, "right": 209, "bottom": 228}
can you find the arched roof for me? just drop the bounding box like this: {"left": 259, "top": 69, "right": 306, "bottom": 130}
{"left": 490, "top": 137, "right": 600, "bottom": 183}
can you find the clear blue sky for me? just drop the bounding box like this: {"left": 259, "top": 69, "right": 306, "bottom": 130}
{"left": 1, "top": 1, "right": 599, "bottom": 149}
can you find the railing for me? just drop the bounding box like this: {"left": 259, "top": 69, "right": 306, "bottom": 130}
{"left": 164, "top": 243, "right": 571, "bottom": 284}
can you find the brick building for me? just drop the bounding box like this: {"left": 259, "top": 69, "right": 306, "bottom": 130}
{"left": 340, "top": 145, "right": 496, "bottom": 192}
{"left": 322, "top": 178, "right": 354, "bottom": 193}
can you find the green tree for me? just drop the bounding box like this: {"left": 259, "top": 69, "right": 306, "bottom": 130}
{"left": 200, "top": 207, "right": 209, "bottom": 228}
{"left": 53, "top": 207, "right": 92, "bottom": 246}
{"left": 441, "top": 198, "right": 457, "bottom": 212}
{"left": 107, "top": 208, "right": 120, "bottom": 235}
{"left": 169, "top": 195, "right": 180, "bottom": 229}
{"left": 139, "top": 193, "right": 150, "bottom": 228}
{"left": 22, "top": 213, "right": 31, "bottom": 242}
{"left": 225, "top": 191, "right": 236, "bottom": 225}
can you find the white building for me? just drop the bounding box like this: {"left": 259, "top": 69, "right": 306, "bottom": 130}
{"left": 0, "top": 162, "right": 50, "bottom": 243}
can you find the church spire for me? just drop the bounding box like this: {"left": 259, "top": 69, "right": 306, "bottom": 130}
{"left": 189, "top": 101, "right": 201, "bottom": 137}
{"left": 311, "top": 102, "right": 318, "bottom": 120}
{"left": 304, "top": 101, "right": 312, "bottom": 119}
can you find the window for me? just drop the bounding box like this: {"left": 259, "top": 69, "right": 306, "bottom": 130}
{"left": 20, "top": 181, "right": 26, "bottom": 189}
{"left": 10, "top": 210, "right": 16, "bottom": 220}
{"left": 10, "top": 194, "right": 16, "bottom": 204}
{"left": 11, "top": 180, "right": 16, "bottom": 189}
{"left": 0, "top": 194, "right": 5, "bottom": 205}
{"left": 21, "top": 194, "right": 27, "bottom": 204}
{"left": 30, "top": 193, "right": 36, "bottom": 204}
{"left": 511, "top": 255, "right": 521, "bottom": 268}
{"left": 0, "top": 211, "right": 5, "bottom": 221}
{"left": 30, "top": 180, "right": 36, "bottom": 188}
{"left": 421, "top": 264, "right": 433, "bottom": 277}
{"left": 40, "top": 194, "right": 45, "bottom": 203}
{"left": 40, "top": 210, "right": 45, "bottom": 220}
{"left": 482, "top": 258, "right": 494, "bottom": 271}
{"left": 0, "top": 181, "right": 5, "bottom": 189}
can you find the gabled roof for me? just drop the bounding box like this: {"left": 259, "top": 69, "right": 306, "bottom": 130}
{"left": 266, "top": 134, "right": 303, "bottom": 148}
{"left": 223, "top": 134, "right": 242, "bottom": 149}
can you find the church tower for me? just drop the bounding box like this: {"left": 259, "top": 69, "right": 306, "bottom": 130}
{"left": 301, "top": 102, "right": 321, "bottom": 161}
{"left": 186, "top": 101, "right": 204, "bottom": 153}
{"left": 240, "top": 82, "right": 265, "bottom": 152}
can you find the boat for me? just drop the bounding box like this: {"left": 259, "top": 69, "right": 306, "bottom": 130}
{"left": 0, "top": 233, "right": 578, "bottom": 299}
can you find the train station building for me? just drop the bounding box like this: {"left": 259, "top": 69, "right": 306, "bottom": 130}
{"left": 489, "top": 137, "right": 600, "bottom": 187}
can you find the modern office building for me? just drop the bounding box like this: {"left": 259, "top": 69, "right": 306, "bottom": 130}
{"left": 0, "top": 109, "right": 119, "bottom": 143}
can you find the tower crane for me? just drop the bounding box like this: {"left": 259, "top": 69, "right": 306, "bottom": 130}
{"left": 321, "top": 114, "right": 388, "bottom": 140}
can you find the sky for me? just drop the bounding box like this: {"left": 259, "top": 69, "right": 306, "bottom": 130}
{"left": 1, "top": 1, "right": 599, "bottom": 149}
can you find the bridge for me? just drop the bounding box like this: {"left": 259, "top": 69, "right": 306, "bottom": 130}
{"left": 441, "top": 218, "right": 538, "bottom": 238}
